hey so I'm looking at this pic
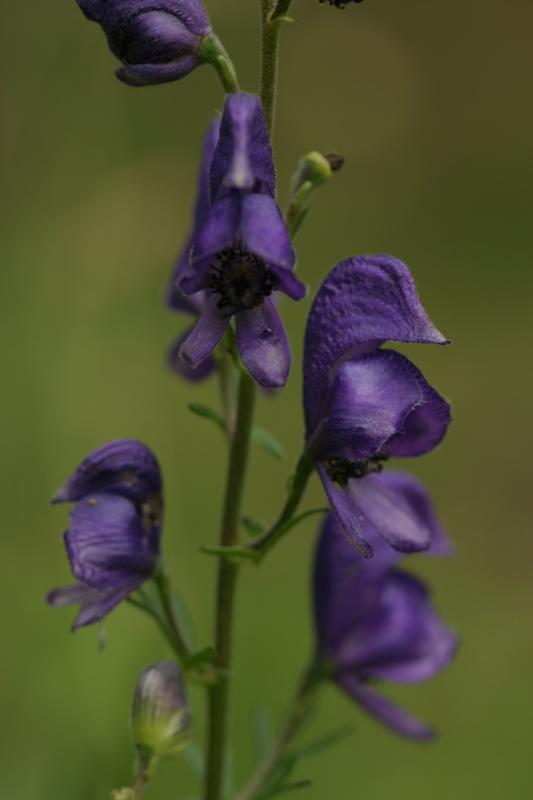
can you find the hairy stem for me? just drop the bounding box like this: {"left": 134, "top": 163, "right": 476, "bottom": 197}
{"left": 205, "top": 372, "right": 257, "bottom": 800}
{"left": 236, "top": 664, "right": 322, "bottom": 800}
{"left": 260, "top": 0, "right": 293, "bottom": 136}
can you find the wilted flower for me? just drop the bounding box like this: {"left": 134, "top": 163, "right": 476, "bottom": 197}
{"left": 167, "top": 118, "right": 221, "bottom": 382}
{"left": 304, "top": 255, "right": 451, "bottom": 557}
{"left": 132, "top": 661, "right": 192, "bottom": 762}
{"left": 314, "top": 508, "right": 458, "bottom": 739}
{"left": 177, "top": 93, "right": 306, "bottom": 389}
{"left": 46, "top": 440, "right": 162, "bottom": 629}
{"left": 75, "top": 0, "right": 212, "bottom": 86}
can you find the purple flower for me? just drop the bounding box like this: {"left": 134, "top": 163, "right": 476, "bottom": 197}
{"left": 76, "top": 1, "right": 211, "bottom": 86}
{"left": 167, "top": 119, "right": 221, "bottom": 382}
{"left": 314, "top": 504, "right": 458, "bottom": 740}
{"left": 46, "top": 440, "right": 162, "bottom": 629}
{"left": 176, "top": 94, "right": 306, "bottom": 389}
{"left": 304, "top": 255, "right": 451, "bottom": 557}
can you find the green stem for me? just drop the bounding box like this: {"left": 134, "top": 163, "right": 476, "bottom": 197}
{"left": 236, "top": 664, "right": 322, "bottom": 800}
{"left": 260, "top": 1, "right": 293, "bottom": 136}
{"left": 153, "top": 568, "right": 191, "bottom": 663}
{"left": 250, "top": 450, "right": 314, "bottom": 560}
{"left": 200, "top": 33, "right": 240, "bottom": 94}
{"left": 205, "top": 372, "right": 257, "bottom": 800}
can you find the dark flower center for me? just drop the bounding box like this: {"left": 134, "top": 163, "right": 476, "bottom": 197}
{"left": 325, "top": 455, "right": 388, "bottom": 486}
{"left": 208, "top": 248, "right": 276, "bottom": 316}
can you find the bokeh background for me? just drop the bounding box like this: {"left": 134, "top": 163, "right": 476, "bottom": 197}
{"left": 2, "top": 0, "right": 533, "bottom": 797}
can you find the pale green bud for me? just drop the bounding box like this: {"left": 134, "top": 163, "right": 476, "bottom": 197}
{"left": 131, "top": 661, "right": 192, "bottom": 763}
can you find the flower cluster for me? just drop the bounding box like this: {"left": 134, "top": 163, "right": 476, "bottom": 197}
{"left": 47, "top": 440, "right": 162, "bottom": 629}
{"left": 168, "top": 93, "right": 306, "bottom": 389}
{"left": 304, "top": 255, "right": 451, "bottom": 558}
{"left": 50, "top": 4, "right": 459, "bottom": 792}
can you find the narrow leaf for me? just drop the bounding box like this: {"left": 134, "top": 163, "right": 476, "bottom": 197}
{"left": 188, "top": 403, "right": 226, "bottom": 432}
{"left": 242, "top": 516, "right": 266, "bottom": 537}
{"left": 252, "top": 426, "right": 286, "bottom": 461}
{"left": 201, "top": 544, "right": 260, "bottom": 564}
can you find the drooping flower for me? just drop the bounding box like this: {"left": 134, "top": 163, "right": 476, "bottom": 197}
{"left": 46, "top": 440, "right": 162, "bottom": 629}
{"left": 314, "top": 507, "right": 458, "bottom": 739}
{"left": 75, "top": 1, "right": 212, "bottom": 86}
{"left": 167, "top": 118, "right": 221, "bottom": 382}
{"left": 176, "top": 93, "right": 306, "bottom": 390}
{"left": 303, "top": 255, "right": 451, "bottom": 557}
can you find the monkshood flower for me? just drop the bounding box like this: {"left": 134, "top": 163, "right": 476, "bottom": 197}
{"left": 167, "top": 118, "right": 221, "bottom": 382}
{"left": 75, "top": 1, "right": 212, "bottom": 86}
{"left": 304, "top": 255, "right": 451, "bottom": 557}
{"left": 177, "top": 93, "right": 306, "bottom": 389}
{"left": 46, "top": 440, "right": 162, "bottom": 629}
{"left": 314, "top": 503, "right": 458, "bottom": 739}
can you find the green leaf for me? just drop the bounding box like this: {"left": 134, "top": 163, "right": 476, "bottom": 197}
{"left": 252, "top": 426, "right": 286, "bottom": 461}
{"left": 253, "top": 708, "right": 275, "bottom": 758}
{"left": 188, "top": 403, "right": 226, "bottom": 433}
{"left": 263, "top": 781, "right": 311, "bottom": 798}
{"left": 185, "top": 646, "right": 216, "bottom": 670}
{"left": 201, "top": 544, "right": 260, "bottom": 564}
{"left": 242, "top": 516, "right": 266, "bottom": 537}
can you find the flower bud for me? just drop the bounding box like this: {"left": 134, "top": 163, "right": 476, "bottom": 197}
{"left": 295, "top": 151, "right": 343, "bottom": 189}
{"left": 76, "top": 1, "right": 213, "bottom": 86}
{"left": 131, "top": 661, "right": 192, "bottom": 762}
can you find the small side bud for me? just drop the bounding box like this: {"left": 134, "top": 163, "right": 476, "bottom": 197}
{"left": 296, "top": 151, "right": 334, "bottom": 188}
{"left": 132, "top": 661, "right": 192, "bottom": 765}
{"left": 286, "top": 150, "right": 346, "bottom": 236}
{"left": 111, "top": 790, "right": 133, "bottom": 800}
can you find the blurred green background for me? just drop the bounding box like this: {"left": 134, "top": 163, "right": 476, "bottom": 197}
{"left": 2, "top": 0, "right": 533, "bottom": 797}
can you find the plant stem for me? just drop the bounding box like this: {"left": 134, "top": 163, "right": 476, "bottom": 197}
{"left": 260, "top": 1, "right": 293, "bottom": 136}
{"left": 250, "top": 450, "right": 314, "bottom": 559}
{"left": 218, "top": 346, "right": 237, "bottom": 439}
{"left": 205, "top": 372, "right": 257, "bottom": 800}
{"left": 236, "top": 664, "right": 322, "bottom": 800}
{"left": 153, "top": 567, "right": 191, "bottom": 663}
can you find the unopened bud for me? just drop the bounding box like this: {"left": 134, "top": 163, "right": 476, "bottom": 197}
{"left": 111, "top": 790, "right": 133, "bottom": 800}
{"left": 131, "top": 661, "right": 192, "bottom": 763}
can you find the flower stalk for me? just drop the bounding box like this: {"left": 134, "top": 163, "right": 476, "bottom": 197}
{"left": 205, "top": 371, "right": 257, "bottom": 800}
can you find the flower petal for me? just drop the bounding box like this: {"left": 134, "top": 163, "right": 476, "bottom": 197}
{"left": 46, "top": 578, "right": 144, "bottom": 630}
{"left": 182, "top": 193, "right": 241, "bottom": 294}
{"left": 337, "top": 675, "right": 434, "bottom": 740}
{"left": 346, "top": 473, "right": 432, "bottom": 553}
{"left": 210, "top": 93, "right": 275, "bottom": 199}
{"left": 304, "top": 255, "right": 448, "bottom": 431}
{"left": 168, "top": 328, "right": 216, "bottom": 381}
{"left": 179, "top": 295, "right": 229, "bottom": 368}
{"left": 316, "top": 466, "right": 374, "bottom": 558}
{"left": 236, "top": 299, "right": 292, "bottom": 389}
{"left": 240, "top": 193, "right": 297, "bottom": 273}
{"left": 167, "top": 119, "right": 221, "bottom": 310}
{"left": 116, "top": 56, "right": 200, "bottom": 87}
{"left": 377, "top": 471, "right": 452, "bottom": 556}
{"left": 64, "top": 493, "right": 159, "bottom": 590}
{"left": 52, "top": 440, "right": 161, "bottom": 505}
{"left": 333, "top": 570, "right": 458, "bottom": 684}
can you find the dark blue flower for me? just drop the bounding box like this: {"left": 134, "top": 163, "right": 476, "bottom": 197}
{"left": 76, "top": 1, "right": 212, "bottom": 86}
{"left": 46, "top": 440, "right": 162, "bottom": 629}
{"left": 176, "top": 93, "right": 306, "bottom": 390}
{"left": 304, "top": 255, "right": 451, "bottom": 557}
{"left": 314, "top": 503, "right": 458, "bottom": 739}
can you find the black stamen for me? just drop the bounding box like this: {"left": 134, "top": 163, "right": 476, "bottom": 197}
{"left": 208, "top": 248, "right": 276, "bottom": 317}
{"left": 325, "top": 454, "right": 389, "bottom": 486}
